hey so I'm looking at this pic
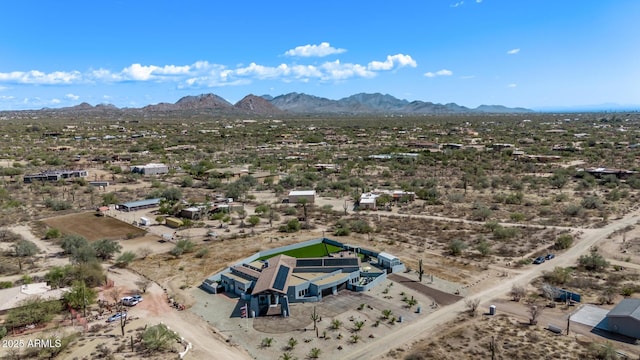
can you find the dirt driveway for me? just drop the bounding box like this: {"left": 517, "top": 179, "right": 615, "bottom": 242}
{"left": 388, "top": 274, "right": 462, "bottom": 306}
{"left": 97, "top": 268, "right": 251, "bottom": 360}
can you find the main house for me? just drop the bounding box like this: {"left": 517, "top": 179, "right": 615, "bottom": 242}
{"left": 201, "top": 238, "right": 405, "bottom": 318}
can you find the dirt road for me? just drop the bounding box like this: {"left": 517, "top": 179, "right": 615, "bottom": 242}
{"left": 6, "top": 224, "right": 69, "bottom": 268}
{"left": 345, "top": 209, "right": 640, "bottom": 360}
{"left": 104, "top": 268, "right": 251, "bottom": 360}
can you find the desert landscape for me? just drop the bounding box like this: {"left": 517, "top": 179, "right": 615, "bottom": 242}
{"left": 0, "top": 106, "right": 637, "bottom": 360}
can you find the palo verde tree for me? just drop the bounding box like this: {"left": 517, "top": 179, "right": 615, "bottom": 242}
{"left": 12, "top": 239, "right": 39, "bottom": 271}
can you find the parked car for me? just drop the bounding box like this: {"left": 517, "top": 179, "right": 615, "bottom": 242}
{"left": 107, "top": 312, "right": 127, "bottom": 322}
{"left": 533, "top": 256, "right": 546, "bottom": 264}
{"left": 121, "top": 296, "right": 139, "bottom": 306}
{"left": 545, "top": 253, "right": 555, "bottom": 260}
{"left": 131, "top": 295, "right": 143, "bottom": 302}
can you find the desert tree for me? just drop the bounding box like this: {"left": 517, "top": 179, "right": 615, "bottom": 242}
{"left": 528, "top": 305, "right": 543, "bottom": 325}
{"left": 142, "top": 323, "right": 180, "bottom": 352}
{"left": 63, "top": 281, "right": 97, "bottom": 317}
{"left": 510, "top": 285, "right": 526, "bottom": 302}
{"left": 92, "top": 239, "right": 122, "bottom": 260}
{"left": 465, "top": 298, "right": 481, "bottom": 316}
{"left": 115, "top": 251, "right": 136, "bottom": 268}
{"left": 12, "top": 239, "right": 39, "bottom": 271}
{"left": 578, "top": 251, "right": 609, "bottom": 272}
{"left": 135, "top": 278, "right": 152, "bottom": 293}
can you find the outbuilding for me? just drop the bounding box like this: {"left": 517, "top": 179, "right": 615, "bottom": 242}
{"left": 606, "top": 298, "right": 640, "bottom": 339}
{"left": 288, "top": 190, "right": 316, "bottom": 204}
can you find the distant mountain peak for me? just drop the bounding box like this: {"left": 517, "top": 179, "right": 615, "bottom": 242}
{"left": 15, "top": 92, "right": 534, "bottom": 115}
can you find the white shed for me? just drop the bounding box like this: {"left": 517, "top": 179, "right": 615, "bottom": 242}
{"left": 288, "top": 190, "right": 316, "bottom": 204}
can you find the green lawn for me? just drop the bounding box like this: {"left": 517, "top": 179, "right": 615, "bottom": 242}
{"left": 257, "top": 242, "right": 344, "bottom": 260}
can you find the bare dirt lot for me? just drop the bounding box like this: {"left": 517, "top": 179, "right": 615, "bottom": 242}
{"left": 42, "top": 211, "right": 147, "bottom": 241}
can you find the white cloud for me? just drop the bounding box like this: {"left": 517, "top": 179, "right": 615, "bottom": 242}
{"left": 368, "top": 54, "right": 417, "bottom": 71}
{"left": 476, "top": 0, "right": 482, "bottom": 3}
{"left": 284, "top": 42, "right": 346, "bottom": 57}
{"left": 507, "top": 48, "right": 520, "bottom": 55}
{"left": 450, "top": 1, "right": 464, "bottom": 7}
{"left": 0, "top": 52, "right": 417, "bottom": 90}
{"left": 121, "top": 63, "right": 191, "bottom": 81}
{"left": 424, "top": 69, "right": 453, "bottom": 78}
{"left": 51, "top": 98, "right": 61, "bottom": 104}
{"left": 508, "top": 83, "right": 517, "bottom": 88}
{"left": 0, "top": 70, "right": 81, "bottom": 84}
{"left": 65, "top": 93, "right": 79, "bottom": 100}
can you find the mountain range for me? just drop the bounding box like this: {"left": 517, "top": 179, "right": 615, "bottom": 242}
{"left": 32, "top": 92, "right": 534, "bottom": 115}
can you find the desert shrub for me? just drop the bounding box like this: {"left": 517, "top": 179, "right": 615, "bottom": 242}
{"left": 554, "top": 234, "right": 574, "bottom": 249}
{"left": 195, "top": 248, "right": 209, "bottom": 258}
{"left": 510, "top": 212, "right": 525, "bottom": 222}
{"left": 449, "top": 239, "right": 468, "bottom": 256}
{"left": 279, "top": 219, "right": 300, "bottom": 233}
{"left": 578, "top": 252, "right": 609, "bottom": 272}
{"left": 581, "top": 196, "right": 603, "bottom": 210}
{"left": 564, "top": 204, "right": 584, "bottom": 217}
{"left": 44, "top": 228, "right": 61, "bottom": 239}
{"left": 542, "top": 267, "right": 573, "bottom": 285}
{"left": 44, "top": 199, "right": 72, "bottom": 211}
{"left": 493, "top": 226, "right": 519, "bottom": 240}
{"left": 115, "top": 251, "right": 136, "bottom": 267}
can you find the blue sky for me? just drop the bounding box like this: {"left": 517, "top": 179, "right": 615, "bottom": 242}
{"left": 1, "top": 0, "right": 638, "bottom": 111}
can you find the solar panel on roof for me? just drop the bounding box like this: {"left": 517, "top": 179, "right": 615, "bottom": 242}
{"left": 297, "top": 259, "right": 323, "bottom": 267}
{"left": 324, "top": 258, "right": 359, "bottom": 267}
{"left": 272, "top": 266, "right": 290, "bottom": 291}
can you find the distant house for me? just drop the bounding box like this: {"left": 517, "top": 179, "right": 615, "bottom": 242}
{"left": 180, "top": 207, "right": 205, "bottom": 220}
{"left": 606, "top": 299, "right": 640, "bottom": 339}
{"left": 288, "top": 190, "right": 316, "bottom": 204}
{"left": 130, "top": 163, "right": 169, "bottom": 175}
{"left": 116, "top": 198, "right": 162, "bottom": 212}
{"left": 23, "top": 169, "right": 88, "bottom": 183}
{"left": 359, "top": 196, "right": 377, "bottom": 210}
{"left": 0, "top": 283, "right": 68, "bottom": 313}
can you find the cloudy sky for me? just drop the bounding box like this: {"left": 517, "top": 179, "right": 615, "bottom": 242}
{"left": 0, "top": 0, "right": 638, "bottom": 111}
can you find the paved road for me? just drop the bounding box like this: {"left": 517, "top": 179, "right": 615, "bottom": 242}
{"left": 345, "top": 208, "right": 640, "bottom": 360}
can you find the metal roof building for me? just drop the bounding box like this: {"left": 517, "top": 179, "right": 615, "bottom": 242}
{"left": 116, "top": 198, "right": 162, "bottom": 212}
{"left": 606, "top": 299, "right": 640, "bottom": 339}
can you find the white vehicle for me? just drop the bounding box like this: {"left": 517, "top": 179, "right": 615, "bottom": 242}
{"left": 121, "top": 296, "right": 139, "bottom": 306}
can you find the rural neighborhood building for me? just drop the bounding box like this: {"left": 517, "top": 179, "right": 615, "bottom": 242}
{"left": 201, "top": 238, "right": 405, "bottom": 318}
{"left": 358, "top": 189, "right": 417, "bottom": 210}
{"left": 116, "top": 198, "right": 162, "bottom": 212}
{"left": 0, "top": 283, "right": 69, "bottom": 313}
{"left": 288, "top": 190, "right": 316, "bottom": 204}
{"left": 377, "top": 252, "right": 405, "bottom": 273}
{"left": 130, "top": 163, "right": 169, "bottom": 175}
{"left": 180, "top": 206, "right": 206, "bottom": 220}
{"left": 606, "top": 299, "right": 640, "bottom": 339}
{"left": 23, "top": 169, "right": 88, "bottom": 183}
